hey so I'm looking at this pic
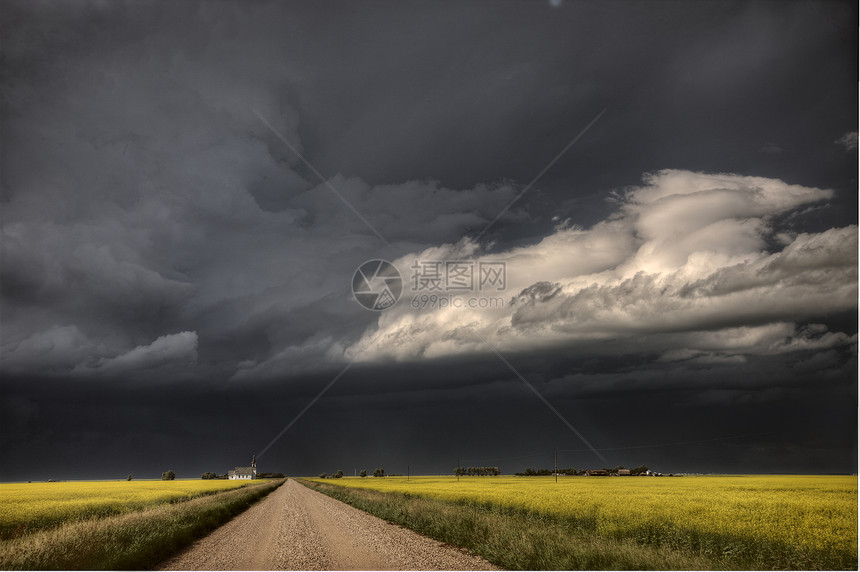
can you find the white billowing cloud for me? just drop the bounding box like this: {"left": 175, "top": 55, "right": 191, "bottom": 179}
{"left": 835, "top": 131, "right": 858, "bottom": 151}
{"left": 346, "top": 170, "right": 856, "bottom": 362}
{"left": 80, "top": 331, "right": 199, "bottom": 377}
{"left": 617, "top": 170, "right": 832, "bottom": 273}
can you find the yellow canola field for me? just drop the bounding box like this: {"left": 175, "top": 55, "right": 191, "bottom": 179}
{"left": 0, "top": 479, "right": 255, "bottom": 538}
{"left": 315, "top": 475, "right": 857, "bottom": 559}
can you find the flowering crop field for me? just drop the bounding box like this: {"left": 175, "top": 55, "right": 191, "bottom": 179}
{"left": 312, "top": 475, "right": 857, "bottom": 568}
{"left": 0, "top": 479, "right": 256, "bottom": 539}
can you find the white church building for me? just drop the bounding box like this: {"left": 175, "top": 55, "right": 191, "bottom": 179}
{"left": 228, "top": 454, "right": 257, "bottom": 480}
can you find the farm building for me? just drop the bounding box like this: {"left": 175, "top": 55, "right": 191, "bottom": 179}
{"left": 228, "top": 454, "right": 257, "bottom": 480}
{"left": 618, "top": 469, "right": 631, "bottom": 476}
{"left": 586, "top": 469, "right": 609, "bottom": 476}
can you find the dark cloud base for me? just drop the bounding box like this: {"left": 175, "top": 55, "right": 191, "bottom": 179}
{"left": 2, "top": 313, "right": 855, "bottom": 481}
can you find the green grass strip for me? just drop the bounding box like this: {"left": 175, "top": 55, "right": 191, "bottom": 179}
{"left": 0, "top": 479, "right": 285, "bottom": 570}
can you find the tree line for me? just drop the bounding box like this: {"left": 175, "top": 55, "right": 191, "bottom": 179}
{"left": 318, "top": 468, "right": 388, "bottom": 478}
{"left": 515, "top": 465, "right": 649, "bottom": 476}
{"left": 309, "top": 465, "right": 654, "bottom": 479}
{"left": 454, "top": 466, "right": 500, "bottom": 476}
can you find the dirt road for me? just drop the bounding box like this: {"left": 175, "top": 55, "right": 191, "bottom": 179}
{"left": 160, "top": 479, "right": 498, "bottom": 570}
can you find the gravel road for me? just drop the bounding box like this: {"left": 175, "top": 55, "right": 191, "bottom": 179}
{"left": 159, "top": 479, "right": 499, "bottom": 571}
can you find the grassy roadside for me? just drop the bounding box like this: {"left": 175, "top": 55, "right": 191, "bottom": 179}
{"left": 301, "top": 475, "right": 856, "bottom": 570}
{"left": 0, "top": 478, "right": 285, "bottom": 570}
{"left": 1, "top": 479, "right": 262, "bottom": 539}
{"left": 298, "top": 478, "right": 717, "bottom": 570}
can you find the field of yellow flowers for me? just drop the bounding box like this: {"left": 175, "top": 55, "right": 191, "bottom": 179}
{"left": 0, "top": 479, "right": 252, "bottom": 539}
{"left": 313, "top": 474, "right": 857, "bottom": 569}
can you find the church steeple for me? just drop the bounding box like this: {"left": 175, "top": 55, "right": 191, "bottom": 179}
{"left": 251, "top": 454, "right": 256, "bottom": 469}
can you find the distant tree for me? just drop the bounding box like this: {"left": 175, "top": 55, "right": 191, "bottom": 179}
{"left": 127, "top": 475, "right": 132, "bottom": 481}
{"left": 373, "top": 468, "right": 385, "bottom": 477}
{"left": 202, "top": 472, "right": 217, "bottom": 480}
{"left": 631, "top": 465, "right": 648, "bottom": 476}
{"left": 162, "top": 470, "right": 176, "bottom": 481}
{"left": 257, "top": 472, "right": 286, "bottom": 479}
{"left": 335, "top": 470, "right": 344, "bottom": 479}
{"left": 360, "top": 470, "right": 367, "bottom": 478}
{"left": 318, "top": 473, "right": 327, "bottom": 479}
{"left": 454, "top": 467, "right": 467, "bottom": 476}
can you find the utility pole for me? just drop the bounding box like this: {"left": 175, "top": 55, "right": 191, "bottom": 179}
{"left": 555, "top": 450, "right": 558, "bottom": 483}
{"left": 407, "top": 465, "right": 410, "bottom": 481}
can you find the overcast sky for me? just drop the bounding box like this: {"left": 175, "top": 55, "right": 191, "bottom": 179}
{"left": 1, "top": 0, "right": 857, "bottom": 480}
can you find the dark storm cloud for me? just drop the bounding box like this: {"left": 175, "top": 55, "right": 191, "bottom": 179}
{"left": 1, "top": 341, "right": 855, "bottom": 480}
{"left": 0, "top": 0, "right": 531, "bottom": 381}
{"left": 0, "top": 0, "right": 856, "bottom": 477}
